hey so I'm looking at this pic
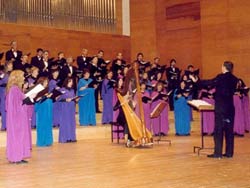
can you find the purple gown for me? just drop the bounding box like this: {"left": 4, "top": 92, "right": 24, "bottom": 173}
{"left": 201, "top": 98, "right": 215, "bottom": 134}
{"left": 49, "top": 79, "right": 61, "bottom": 126}
{"left": 0, "top": 73, "right": 8, "bottom": 130}
{"left": 6, "top": 86, "right": 31, "bottom": 162}
{"left": 58, "top": 87, "right": 76, "bottom": 143}
{"left": 113, "top": 91, "right": 119, "bottom": 123}
{"left": 101, "top": 78, "right": 114, "bottom": 124}
{"left": 26, "top": 105, "right": 33, "bottom": 149}
{"left": 27, "top": 77, "right": 37, "bottom": 128}
{"left": 233, "top": 95, "right": 245, "bottom": 135}
{"left": 135, "top": 91, "right": 152, "bottom": 131}
{"left": 242, "top": 95, "right": 250, "bottom": 131}
{"left": 151, "top": 91, "right": 169, "bottom": 135}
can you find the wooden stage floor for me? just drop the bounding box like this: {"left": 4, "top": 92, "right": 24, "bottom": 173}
{"left": 0, "top": 112, "right": 250, "bottom": 188}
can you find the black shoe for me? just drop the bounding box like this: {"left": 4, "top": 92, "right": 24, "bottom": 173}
{"left": 238, "top": 134, "right": 244, "bottom": 137}
{"left": 15, "top": 161, "right": 23, "bottom": 164}
{"left": 222, "top": 153, "right": 233, "bottom": 158}
{"left": 12, "top": 160, "right": 28, "bottom": 164}
{"left": 207, "top": 154, "right": 222, "bottom": 158}
{"left": 160, "top": 132, "right": 166, "bottom": 136}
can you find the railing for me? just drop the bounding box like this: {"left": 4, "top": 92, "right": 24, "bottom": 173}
{"left": 0, "top": 0, "right": 116, "bottom": 33}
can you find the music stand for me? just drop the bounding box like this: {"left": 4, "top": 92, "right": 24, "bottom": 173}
{"left": 188, "top": 100, "right": 214, "bottom": 155}
{"left": 150, "top": 102, "right": 171, "bottom": 145}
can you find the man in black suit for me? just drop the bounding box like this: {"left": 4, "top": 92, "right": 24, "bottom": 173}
{"left": 76, "top": 48, "right": 92, "bottom": 71}
{"left": 89, "top": 55, "right": 102, "bottom": 113}
{"left": 165, "top": 59, "right": 181, "bottom": 110}
{"left": 32, "top": 50, "right": 51, "bottom": 77}
{"left": 5, "top": 41, "right": 22, "bottom": 65}
{"left": 97, "top": 50, "right": 110, "bottom": 78}
{"left": 59, "top": 57, "right": 77, "bottom": 89}
{"left": 13, "top": 54, "right": 31, "bottom": 74}
{"left": 111, "top": 52, "right": 126, "bottom": 67}
{"left": 148, "top": 57, "right": 162, "bottom": 81}
{"left": 199, "top": 61, "right": 238, "bottom": 158}
{"left": 49, "top": 51, "right": 66, "bottom": 71}
{"left": 134, "top": 52, "right": 150, "bottom": 75}
{"left": 31, "top": 48, "right": 43, "bottom": 67}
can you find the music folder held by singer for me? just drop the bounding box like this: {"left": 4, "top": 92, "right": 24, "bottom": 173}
{"left": 23, "top": 84, "right": 45, "bottom": 104}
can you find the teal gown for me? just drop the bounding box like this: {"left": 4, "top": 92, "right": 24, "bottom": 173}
{"left": 173, "top": 89, "right": 191, "bottom": 135}
{"left": 77, "top": 78, "right": 96, "bottom": 126}
{"left": 35, "top": 99, "right": 53, "bottom": 146}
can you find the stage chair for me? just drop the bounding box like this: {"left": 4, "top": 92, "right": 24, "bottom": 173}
{"left": 111, "top": 122, "right": 124, "bottom": 143}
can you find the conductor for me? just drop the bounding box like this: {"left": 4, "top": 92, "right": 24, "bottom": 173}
{"left": 199, "top": 61, "right": 238, "bottom": 158}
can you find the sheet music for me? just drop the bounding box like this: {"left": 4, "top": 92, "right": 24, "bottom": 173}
{"left": 25, "top": 84, "right": 45, "bottom": 98}
{"left": 188, "top": 99, "right": 214, "bottom": 110}
{"left": 167, "top": 90, "right": 172, "bottom": 96}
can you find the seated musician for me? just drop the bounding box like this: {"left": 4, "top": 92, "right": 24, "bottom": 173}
{"left": 113, "top": 77, "right": 133, "bottom": 147}
{"left": 114, "top": 63, "right": 153, "bottom": 147}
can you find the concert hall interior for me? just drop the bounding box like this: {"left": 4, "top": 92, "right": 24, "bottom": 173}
{"left": 0, "top": 0, "right": 250, "bottom": 188}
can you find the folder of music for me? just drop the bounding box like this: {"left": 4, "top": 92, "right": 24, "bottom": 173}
{"left": 25, "top": 84, "right": 45, "bottom": 99}
{"left": 150, "top": 102, "right": 168, "bottom": 119}
{"left": 187, "top": 100, "right": 214, "bottom": 111}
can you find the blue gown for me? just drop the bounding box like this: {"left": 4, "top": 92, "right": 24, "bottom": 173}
{"left": 173, "top": 89, "right": 191, "bottom": 135}
{"left": 0, "top": 73, "right": 8, "bottom": 130}
{"left": 77, "top": 78, "right": 96, "bottom": 126}
{"left": 58, "top": 87, "right": 76, "bottom": 142}
{"left": 35, "top": 99, "right": 53, "bottom": 146}
{"left": 101, "top": 78, "right": 113, "bottom": 124}
{"left": 49, "top": 79, "right": 61, "bottom": 126}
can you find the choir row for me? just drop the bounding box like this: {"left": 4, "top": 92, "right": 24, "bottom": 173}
{"left": 1, "top": 42, "right": 249, "bottom": 135}
{"left": 0, "top": 41, "right": 201, "bottom": 114}
{"left": 1, "top": 42, "right": 250, "bottom": 163}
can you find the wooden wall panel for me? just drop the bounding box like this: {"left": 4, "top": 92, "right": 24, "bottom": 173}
{"left": 155, "top": 0, "right": 201, "bottom": 72}
{"left": 130, "top": 0, "right": 201, "bottom": 72}
{"left": 130, "top": 0, "right": 158, "bottom": 62}
{"left": 0, "top": 23, "right": 131, "bottom": 66}
{"left": 201, "top": 0, "right": 250, "bottom": 84}
{"left": 116, "top": 0, "right": 123, "bottom": 35}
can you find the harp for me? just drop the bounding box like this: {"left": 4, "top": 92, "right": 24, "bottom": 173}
{"left": 117, "top": 62, "right": 153, "bottom": 146}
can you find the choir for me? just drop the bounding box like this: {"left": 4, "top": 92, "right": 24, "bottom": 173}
{"left": 0, "top": 41, "right": 249, "bottom": 163}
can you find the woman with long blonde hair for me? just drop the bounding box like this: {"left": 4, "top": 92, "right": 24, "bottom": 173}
{"left": 6, "top": 70, "right": 31, "bottom": 164}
